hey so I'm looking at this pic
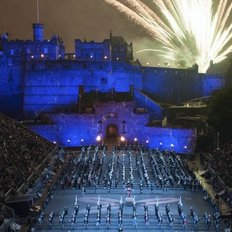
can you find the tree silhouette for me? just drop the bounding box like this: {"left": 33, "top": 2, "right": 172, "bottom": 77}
{"left": 207, "top": 86, "right": 232, "bottom": 142}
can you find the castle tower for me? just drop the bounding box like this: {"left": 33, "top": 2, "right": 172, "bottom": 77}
{"left": 33, "top": 23, "right": 44, "bottom": 41}
{"left": 33, "top": 0, "right": 44, "bottom": 41}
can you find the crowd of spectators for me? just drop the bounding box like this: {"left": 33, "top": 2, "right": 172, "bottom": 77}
{"left": 0, "top": 113, "right": 57, "bottom": 197}
{"left": 202, "top": 141, "right": 232, "bottom": 211}
{"left": 209, "top": 142, "right": 232, "bottom": 189}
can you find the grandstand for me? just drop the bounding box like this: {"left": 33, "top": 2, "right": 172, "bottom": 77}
{"left": 0, "top": 20, "right": 231, "bottom": 232}
{"left": 0, "top": 112, "right": 232, "bottom": 231}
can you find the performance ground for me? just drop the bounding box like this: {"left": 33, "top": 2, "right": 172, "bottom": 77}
{"left": 33, "top": 148, "right": 226, "bottom": 232}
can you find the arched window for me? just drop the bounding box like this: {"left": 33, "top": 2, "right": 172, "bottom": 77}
{"left": 122, "top": 121, "right": 126, "bottom": 134}
{"left": 98, "top": 120, "right": 102, "bottom": 134}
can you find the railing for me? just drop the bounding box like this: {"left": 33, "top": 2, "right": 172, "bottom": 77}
{"left": 199, "top": 157, "right": 232, "bottom": 214}
{"left": 0, "top": 203, "right": 16, "bottom": 219}
{"left": 16, "top": 147, "right": 59, "bottom": 195}
{"left": 134, "top": 89, "right": 163, "bottom": 120}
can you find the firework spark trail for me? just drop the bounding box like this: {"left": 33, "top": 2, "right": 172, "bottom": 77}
{"left": 123, "top": 0, "right": 171, "bottom": 37}
{"left": 105, "top": 0, "right": 232, "bottom": 73}
{"left": 104, "top": 0, "right": 170, "bottom": 44}
{"left": 133, "top": 0, "right": 173, "bottom": 35}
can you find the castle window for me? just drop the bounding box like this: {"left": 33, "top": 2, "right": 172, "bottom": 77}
{"left": 26, "top": 48, "right": 31, "bottom": 54}
{"left": 43, "top": 47, "right": 48, "bottom": 54}
{"left": 10, "top": 49, "right": 14, "bottom": 55}
{"left": 98, "top": 120, "right": 102, "bottom": 133}
{"left": 122, "top": 121, "right": 126, "bottom": 134}
{"left": 101, "top": 78, "right": 108, "bottom": 85}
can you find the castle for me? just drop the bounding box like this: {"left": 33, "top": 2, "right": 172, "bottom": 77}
{"left": 0, "top": 23, "right": 225, "bottom": 153}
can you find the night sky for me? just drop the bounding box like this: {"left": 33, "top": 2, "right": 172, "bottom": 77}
{"left": 0, "top": 0, "right": 231, "bottom": 71}
{"left": 0, "top": 0, "right": 159, "bottom": 65}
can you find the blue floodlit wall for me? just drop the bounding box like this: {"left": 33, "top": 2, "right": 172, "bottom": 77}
{"left": 75, "top": 36, "right": 133, "bottom": 62}
{"left": 24, "top": 61, "right": 84, "bottom": 116}
{"left": 30, "top": 122, "right": 196, "bottom": 154}
{"left": 29, "top": 101, "right": 196, "bottom": 154}
{"left": 1, "top": 34, "right": 65, "bottom": 60}
{"left": 75, "top": 39, "right": 110, "bottom": 61}
{"left": 29, "top": 102, "right": 149, "bottom": 147}
{"left": 142, "top": 67, "right": 198, "bottom": 103}
{"left": 134, "top": 89, "right": 163, "bottom": 120}
{"left": 142, "top": 67, "right": 224, "bottom": 103}
{"left": 23, "top": 63, "right": 225, "bottom": 117}
{"left": 23, "top": 60, "right": 142, "bottom": 117}
{"left": 30, "top": 114, "right": 98, "bottom": 147}
{"left": 144, "top": 127, "right": 197, "bottom": 154}
{"left": 94, "top": 102, "right": 149, "bottom": 141}
{"left": 0, "top": 29, "right": 225, "bottom": 118}
{"left": 0, "top": 56, "right": 24, "bottom": 115}
{"left": 0, "top": 58, "right": 224, "bottom": 118}
{"left": 199, "top": 74, "right": 225, "bottom": 97}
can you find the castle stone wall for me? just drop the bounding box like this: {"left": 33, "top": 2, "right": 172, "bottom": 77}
{"left": 142, "top": 67, "right": 224, "bottom": 103}
{"left": 0, "top": 57, "right": 24, "bottom": 114}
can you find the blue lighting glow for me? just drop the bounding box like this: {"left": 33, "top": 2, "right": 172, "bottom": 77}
{"left": 0, "top": 29, "right": 224, "bottom": 155}
{"left": 30, "top": 116, "right": 196, "bottom": 154}
{"left": 201, "top": 75, "right": 225, "bottom": 96}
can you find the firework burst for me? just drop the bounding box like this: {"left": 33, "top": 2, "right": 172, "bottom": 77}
{"left": 105, "top": 0, "right": 232, "bottom": 73}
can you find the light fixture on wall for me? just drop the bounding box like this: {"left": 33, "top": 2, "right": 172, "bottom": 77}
{"left": 96, "top": 135, "right": 101, "bottom": 142}
{"left": 120, "top": 136, "right": 126, "bottom": 142}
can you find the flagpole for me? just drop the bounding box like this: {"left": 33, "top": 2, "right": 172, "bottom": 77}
{"left": 36, "top": 0, "right": 40, "bottom": 23}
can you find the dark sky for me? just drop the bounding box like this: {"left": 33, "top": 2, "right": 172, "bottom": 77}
{"left": 0, "top": 0, "right": 231, "bottom": 71}
{"left": 0, "top": 0, "right": 159, "bottom": 65}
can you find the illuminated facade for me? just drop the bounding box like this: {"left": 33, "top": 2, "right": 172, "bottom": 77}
{"left": 0, "top": 23, "right": 225, "bottom": 153}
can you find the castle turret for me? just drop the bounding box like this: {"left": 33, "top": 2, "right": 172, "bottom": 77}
{"left": 33, "top": 23, "right": 44, "bottom": 41}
